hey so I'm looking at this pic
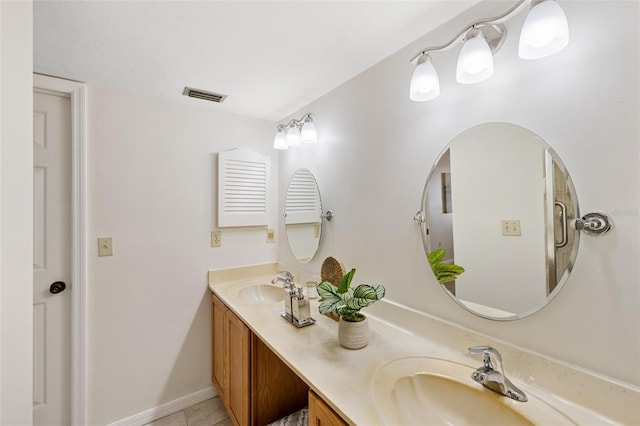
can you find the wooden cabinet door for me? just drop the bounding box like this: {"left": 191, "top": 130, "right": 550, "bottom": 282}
{"left": 211, "top": 294, "right": 228, "bottom": 405}
{"left": 227, "top": 309, "right": 251, "bottom": 426}
{"left": 308, "top": 391, "right": 348, "bottom": 426}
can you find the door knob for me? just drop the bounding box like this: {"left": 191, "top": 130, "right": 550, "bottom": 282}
{"left": 49, "top": 281, "right": 66, "bottom": 294}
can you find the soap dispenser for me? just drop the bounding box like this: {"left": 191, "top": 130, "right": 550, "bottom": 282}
{"left": 281, "top": 285, "right": 315, "bottom": 328}
{"left": 292, "top": 287, "right": 311, "bottom": 324}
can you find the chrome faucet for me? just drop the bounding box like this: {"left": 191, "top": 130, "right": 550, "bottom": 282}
{"left": 271, "top": 270, "right": 295, "bottom": 289}
{"left": 468, "top": 346, "right": 527, "bottom": 402}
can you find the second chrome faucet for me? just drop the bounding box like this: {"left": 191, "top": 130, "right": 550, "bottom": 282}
{"left": 469, "top": 346, "right": 528, "bottom": 402}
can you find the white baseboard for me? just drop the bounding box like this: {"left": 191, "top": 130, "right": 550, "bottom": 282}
{"left": 107, "top": 386, "right": 217, "bottom": 426}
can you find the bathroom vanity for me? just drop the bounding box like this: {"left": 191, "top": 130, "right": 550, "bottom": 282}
{"left": 211, "top": 292, "right": 316, "bottom": 425}
{"left": 210, "top": 265, "right": 347, "bottom": 425}
{"left": 209, "top": 264, "right": 639, "bottom": 425}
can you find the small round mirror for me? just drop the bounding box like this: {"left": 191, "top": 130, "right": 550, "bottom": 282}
{"left": 285, "top": 168, "right": 323, "bottom": 264}
{"left": 420, "top": 122, "right": 580, "bottom": 320}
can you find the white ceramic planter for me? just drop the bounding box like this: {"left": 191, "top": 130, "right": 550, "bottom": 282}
{"left": 338, "top": 316, "right": 370, "bottom": 349}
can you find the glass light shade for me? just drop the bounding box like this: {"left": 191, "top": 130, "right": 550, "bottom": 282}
{"left": 519, "top": 0, "right": 569, "bottom": 60}
{"left": 409, "top": 55, "right": 440, "bottom": 102}
{"left": 456, "top": 33, "right": 494, "bottom": 84}
{"left": 286, "top": 125, "right": 301, "bottom": 147}
{"left": 301, "top": 121, "right": 318, "bottom": 143}
{"left": 273, "top": 129, "right": 288, "bottom": 150}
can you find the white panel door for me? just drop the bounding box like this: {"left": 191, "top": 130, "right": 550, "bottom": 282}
{"left": 33, "top": 91, "right": 72, "bottom": 425}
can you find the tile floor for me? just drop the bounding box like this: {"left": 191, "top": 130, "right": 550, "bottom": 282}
{"left": 144, "top": 397, "right": 232, "bottom": 426}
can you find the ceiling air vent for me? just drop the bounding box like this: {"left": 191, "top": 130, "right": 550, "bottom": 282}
{"left": 182, "top": 87, "right": 227, "bottom": 103}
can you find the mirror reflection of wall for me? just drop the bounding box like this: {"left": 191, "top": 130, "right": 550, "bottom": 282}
{"left": 422, "top": 123, "right": 579, "bottom": 320}
{"left": 285, "top": 168, "right": 323, "bottom": 264}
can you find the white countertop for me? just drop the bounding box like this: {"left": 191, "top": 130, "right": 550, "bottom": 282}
{"left": 208, "top": 264, "right": 640, "bottom": 425}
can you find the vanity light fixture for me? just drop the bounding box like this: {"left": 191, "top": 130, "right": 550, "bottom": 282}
{"left": 273, "top": 113, "right": 318, "bottom": 150}
{"left": 409, "top": 0, "right": 570, "bottom": 101}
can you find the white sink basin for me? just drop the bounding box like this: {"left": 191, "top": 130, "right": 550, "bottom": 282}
{"left": 238, "top": 284, "right": 283, "bottom": 304}
{"left": 372, "top": 357, "right": 574, "bottom": 425}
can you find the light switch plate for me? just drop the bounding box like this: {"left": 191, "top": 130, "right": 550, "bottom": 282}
{"left": 266, "top": 228, "right": 275, "bottom": 243}
{"left": 211, "top": 230, "right": 222, "bottom": 248}
{"left": 98, "top": 237, "right": 113, "bottom": 256}
{"left": 501, "top": 220, "right": 521, "bottom": 236}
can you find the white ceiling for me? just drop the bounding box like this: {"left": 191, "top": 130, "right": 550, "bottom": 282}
{"left": 34, "top": 1, "right": 477, "bottom": 121}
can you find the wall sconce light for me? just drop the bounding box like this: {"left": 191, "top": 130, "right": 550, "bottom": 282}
{"left": 409, "top": 0, "right": 569, "bottom": 101}
{"left": 519, "top": 0, "right": 569, "bottom": 59}
{"left": 409, "top": 54, "right": 440, "bottom": 102}
{"left": 273, "top": 113, "right": 317, "bottom": 150}
{"left": 286, "top": 123, "right": 302, "bottom": 147}
{"left": 456, "top": 27, "right": 498, "bottom": 84}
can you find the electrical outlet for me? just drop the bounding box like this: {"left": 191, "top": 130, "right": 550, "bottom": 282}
{"left": 501, "top": 220, "right": 521, "bottom": 236}
{"left": 211, "top": 230, "right": 222, "bottom": 247}
{"left": 98, "top": 237, "right": 113, "bottom": 257}
{"left": 266, "top": 228, "right": 275, "bottom": 243}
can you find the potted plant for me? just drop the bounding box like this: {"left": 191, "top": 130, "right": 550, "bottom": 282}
{"left": 427, "top": 248, "right": 465, "bottom": 284}
{"left": 317, "top": 268, "right": 385, "bottom": 349}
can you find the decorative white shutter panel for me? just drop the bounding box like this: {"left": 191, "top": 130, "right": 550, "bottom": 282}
{"left": 218, "top": 148, "right": 270, "bottom": 227}
{"left": 285, "top": 169, "right": 321, "bottom": 224}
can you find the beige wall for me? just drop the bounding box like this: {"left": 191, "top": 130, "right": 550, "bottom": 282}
{"left": 0, "top": 1, "right": 34, "bottom": 424}
{"left": 86, "top": 87, "right": 277, "bottom": 425}
{"left": 277, "top": 1, "right": 640, "bottom": 386}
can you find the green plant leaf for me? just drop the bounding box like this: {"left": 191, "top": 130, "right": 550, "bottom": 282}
{"left": 434, "top": 263, "right": 465, "bottom": 274}
{"left": 343, "top": 284, "right": 383, "bottom": 311}
{"left": 337, "top": 268, "right": 356, "bottom": 294}
{"left": 319, "top": 297, "right": 343, "bottom": 315}
{"left": 427, "top": 248, "right": 446, "bottom": 266}
{"left": 352, "top": 284, "right": 385, "bottom": 301}
{"left": 317, "top": 281, "right": 346, "bottom": 315}
{"left": 370, "top": 284, "right": 386, "bottom": 300}
{"left": 344, "top": 297, "right": 374, "bottom": 311}
{"left": 427, "top": 249, "right": 465, "bottom": 284}
{"left": 317, "top": 281, "right": 338, "bottom": 299}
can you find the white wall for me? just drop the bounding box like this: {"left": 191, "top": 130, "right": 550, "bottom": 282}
{"left": 87, "top": 87, "right": 276, "bottom": 425}
{"left": 0, "top": 1, "right": 34, "bottom": 424}
{"left": 277, "top": 1, "right": 640, "bottom": 386}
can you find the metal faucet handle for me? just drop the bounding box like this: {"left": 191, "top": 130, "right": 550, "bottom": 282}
{"left": 469, "top": 346, "right": 503, "bottom": 371}
{"left": 469, "top": 346, "right": 527, "bottom": 402}
{"left": 276, "top": 270, "right": 294, "bottom": 281}
{"left": 273, "top": 271, "right": 295, "bottom": 288}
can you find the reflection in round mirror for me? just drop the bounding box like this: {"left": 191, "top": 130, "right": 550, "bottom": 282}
{"left": 420, "top": 123, "right": 580, "bottom": 320}
{"left": 285, "top": 168, "right": 323, "bottom": 264}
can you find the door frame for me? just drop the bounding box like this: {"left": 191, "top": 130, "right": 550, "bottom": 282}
{"left": 33, "top": 73, "right": 87, "bottom": 426}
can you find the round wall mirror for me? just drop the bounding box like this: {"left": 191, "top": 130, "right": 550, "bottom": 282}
{"left": 285, "top": 168, "right": 323, "bottom": 264}
{"left": 420, "top": 122, "right": 580, "bottom": 320}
